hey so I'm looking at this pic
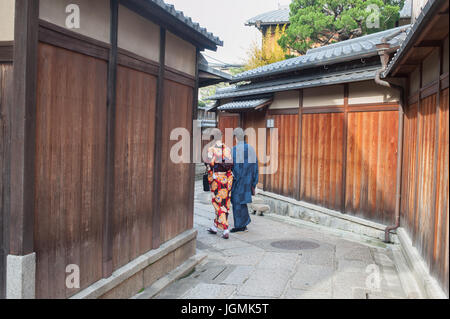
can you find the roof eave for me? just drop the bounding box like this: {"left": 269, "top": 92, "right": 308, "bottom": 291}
{"left": 122, "top": 0, "right": 223, "bottom": 51}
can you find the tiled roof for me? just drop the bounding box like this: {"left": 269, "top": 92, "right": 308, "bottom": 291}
{"left": 217, "top": 98, "right": 272, "bottom": 111}
{"left": 150, "top": 0, "right": 223, "bottom": 46}
{"left": 232, "top": 25, "right": 410, "bottom": 82}
{"left": 246, "top": 7, "right": 290, "bottom": 26}
{"left": 210, "top": 66, "right": 379, "bottom": 100}
{"left": 400, "top": 0, "right": 412, "bottom": 18}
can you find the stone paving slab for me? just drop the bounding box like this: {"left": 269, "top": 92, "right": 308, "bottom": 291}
{"left": 151, "top": 181, "right": 412, "bottom": 299}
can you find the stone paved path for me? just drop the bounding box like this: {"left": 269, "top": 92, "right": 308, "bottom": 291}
{"left": 154, "top": 182, "right": 407, "bottom": 299}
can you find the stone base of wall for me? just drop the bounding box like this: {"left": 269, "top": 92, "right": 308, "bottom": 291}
{"left": 256, "top": 190, "right": 398, "bottom": 243}
{"left": 396, "top": 228, "right": 447, "bottom": 299}
{"left": 71, "top": 229, "right": 197, "bottom": 299}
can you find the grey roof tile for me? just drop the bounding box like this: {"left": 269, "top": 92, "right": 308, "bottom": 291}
{"left": 217, "top": 98, "right": 272, "bottom": 111}
{"left": 210, "top": 66, "right": 379, "bottom": 100}
{"left": 246, "top": 7, "right": 290, "bottom": 26}
{"left": 232, "top": 25, "right": 410, "bottom": 82}
{"left": 150, "top": 0, "right": 223, "bottom": 46}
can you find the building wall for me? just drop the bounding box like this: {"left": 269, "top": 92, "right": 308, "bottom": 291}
{"left": 269, "top": 91, "right": 299, "bottom": 109}
{"left": 8, "top": 2, "right": 201, "bottom": 299}
{"left": 401, "top": 43, "right": 449, "bottom": 296}
{"left": 303, "top": 85, "right": 344, "bottom": 107}
{"left": 39, "top": 0, "right": 111, "bottom": 44}
{"left": 165, "top": 31, "right": 196, "bottom": 76}
{"left": 348, "top": 80, "right": 400, "bottom": 104}
{"left": 118, "top": 5, "right": 160, "bottom": 62}
{"left": 221, "top": 82, "right": 400, "bottom": 224}
{"left": 0, "top": 63, "right": 13, "bottom": 299}
{"left": 0, "top": 0, "right": 15, "bottom": 41}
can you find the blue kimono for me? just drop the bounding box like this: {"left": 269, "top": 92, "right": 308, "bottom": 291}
{"left": 231, "top": 142, "right": 259, "bottom": 229}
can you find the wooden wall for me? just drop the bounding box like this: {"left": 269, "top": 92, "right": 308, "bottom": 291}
{"left": 301, "top": 113, "right": 344, "bottom": 211}
{"left": 218, "top": 86, "right": 400, "bottom": 225}
{"left": 34, "top": 43, "right": 108, "bottom": 298}
{"left": 160, "top": 79, "right": 194, "bottom": 243}
{"left": 401, "top": 85, "right": 449, "bottom": 296}
{"left": 264, "top": 114, "right": 299, "bottom": 199}
{"left": 112, "top": 65, "right": 157, "bottom": 270}
{"left": 345, "top": 111, "right": 399, "bottom": 225}
{"left": 0, "top": 63, "right": 13, "bottom": 299}
{"left": 22, "top": 13, "right": 197, "bottom": 298}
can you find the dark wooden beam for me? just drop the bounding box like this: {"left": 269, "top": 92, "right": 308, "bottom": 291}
{"left": 296, "top": 90, "right": 303, "bottom": 201}
{"left": 152, "top": 28, "right": 166, "bottom": 249}
{"left": 103, "top": 0, "right": 119, "bottom": 278}
{"left": 341, "top": 84, "right": 349, "bottom": 214}
{"left": 188, "top": 48, "right": 200, "bottom": 229}
{"left": 415, "top": 40, "right": 443, "bottom": 48}
{"left": 0, "top": 42, "right": 14, "bottom": 63}
{"left": 9, "top": 0, "right": 39, "bottom": 256}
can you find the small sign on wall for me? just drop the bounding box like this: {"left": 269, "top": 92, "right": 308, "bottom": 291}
{"left": 266, "top": 118, "right": 275, "bottom": 128}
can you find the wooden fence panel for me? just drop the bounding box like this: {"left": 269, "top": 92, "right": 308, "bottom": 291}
{"left": 34, "top": 43, "right": 107, "bottom": 298}
{"left": 265, "top": 114, "right": 299, "bottom": 199}
{"left": 112, "top": 66, "right": 157, "bottom": 271}
{"left": 400, "top": 103, "right": 419, "bottom": 238}
{"left": 415, "top": 95, "right": 437, "bottom": 264}
{"left": 0, "top": 63, "right": 13, "bottom": 299}
{"left": 300, "top": 113, "right": 344, "bottom": 211}
{"left": 242, "top": 111, "right": 267, "bottom": 182}
{"left": 160, "top": 79, "right": 193, "bottom": 243}
{"left": 345, "top": 111, "right": 398, "bottom": 224}
{"left": 433, "top": 88, "right": 449, "bottom": 295}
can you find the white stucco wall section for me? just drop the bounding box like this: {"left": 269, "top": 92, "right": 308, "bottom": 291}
{"left": 118, "top": 5, "right": 160, "bottom": 62}
{"left": 0, "top": 0, "right": 15, "bottom": 41}
{"left": 303, "top": 85, "right": 344, "bottom": 107}
{"left": 348, "top": 80, "right": 400, "bottom": 104}
{"left": 422, "top": 48, "right": 440, "bottom": 86}
{"left": 410, "top": 67, "right": 421, "bottom": 94}
{"left": 269, "top": 90, "right": 299, "bottom": 109}
{"left": 39, "top": 0, "right": 110, "bottom": 44}
{"left": 443, "top": 37, "right": 449, "bottom": 75}
{"left": 165, "top": 31, "right": 196, "bottom": 76}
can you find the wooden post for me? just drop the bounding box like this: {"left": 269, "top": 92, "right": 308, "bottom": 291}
{"left": 9, "top": 0, "right": 39, "bottom": 256}
{"left": 152, "top": 28, "right": 166, "bottom": 249}
{"left": 296, "top": 89, "right": 303, "bottom": 201}
{"left": 102, "top": 0, "right": 119, "bottom": 278}
{"left": 188, "top": 49, "right": 200, "bottom": 229}
{"left": 341, "top": 84, "right": 349, "bottom": 213}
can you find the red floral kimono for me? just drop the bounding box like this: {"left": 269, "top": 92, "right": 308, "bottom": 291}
{"left": 206, "top": 142, "right": 233, "bottom": 231}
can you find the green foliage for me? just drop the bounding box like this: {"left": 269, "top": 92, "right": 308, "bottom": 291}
{"left": 244, "top": 24, "right": 289, "bottom": 70}
{"left": 279, "top": 0, "right": 404, "bottom": 55}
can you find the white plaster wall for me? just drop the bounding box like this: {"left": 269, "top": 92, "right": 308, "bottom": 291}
{"left": 410, "top": 67, "right": 421, "bottom": 94}
{"left": 303, "top": 85, "right": 344, "bottom": 107}
{"left": 165, "top": 31, "right": 196, "bottom": 76}
{"left": 118, "top": 5, "right": 160, "bottom": 62}
{"left": 412, "top": 0, "right": 430, "bottom": 22}
{"left": 443, "top": 37, "right": 449, "bottom": 74}
{"left": 269, "top": 90, "right": 299, "bottom": 109}
{"left": 422, "top": 48, "right": 440, "bottom": 86}
{"left": 348, "top": 80, "right": 400, "bottom": 104}
{"left": 0, "top": 0, "right": 15, "bottom": 41}
{"left": 39, "top": 0, "right": 110, "bottom": 44}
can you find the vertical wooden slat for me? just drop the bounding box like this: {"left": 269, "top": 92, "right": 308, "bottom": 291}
{"left": 10, "top": 0, "right": 39, "bottom": 256}
{"left": 152, "top": 28, "right": 166, "bottom": 249}
{"left": 103, "top": 0, "right": 119, "bottom": 278}
{"left": 341, "top": 84, "right": 349, "bottom": 213}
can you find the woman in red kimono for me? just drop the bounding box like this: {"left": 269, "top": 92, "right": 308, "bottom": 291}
{"left": 205, "top": 130, "right": 233, "bottom": 239}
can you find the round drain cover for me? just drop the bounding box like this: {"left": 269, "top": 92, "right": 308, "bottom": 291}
{"left": 270, "top": 240, "right": 320, "bottom": 250}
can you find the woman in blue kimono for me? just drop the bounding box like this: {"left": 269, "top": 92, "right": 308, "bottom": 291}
{"left": 230, "top": 128, "right": 259, "bottom": 233}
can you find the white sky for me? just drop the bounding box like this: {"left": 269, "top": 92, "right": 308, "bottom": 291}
{"left": 165, "top": 0, "right": 292, "bottom": 65}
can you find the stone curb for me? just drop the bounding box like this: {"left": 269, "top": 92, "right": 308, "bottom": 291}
{"left": 131, "top": 251, "right": 207, "bottom": 299}
{"left": 256, "top": 190, "right": 399, "bottom": 243}
{"left": 70, "top": 229, "right": 198, "bottom": 299}
{"left": 396, "top": 228, "right": 447, "bottom": 299}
